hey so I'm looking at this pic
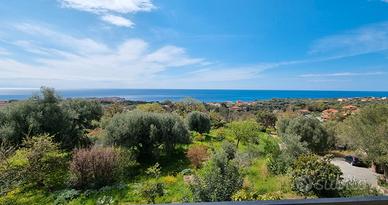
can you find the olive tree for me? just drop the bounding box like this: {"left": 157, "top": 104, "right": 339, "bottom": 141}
{"left": 105, "top": 111, "right": 190, "bottom": 161}
{"left": 277, "top": 116, "right": 331, "bottom": 154}
{"left": 0, "top": 87, "right": 97, "bottom": 150}
{"left": 186, "top": 111, "right": 211, "bottom": 134}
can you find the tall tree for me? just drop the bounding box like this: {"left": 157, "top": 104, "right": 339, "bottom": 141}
{"left": 339, "top": 105, "right": 388, "bottom": 177}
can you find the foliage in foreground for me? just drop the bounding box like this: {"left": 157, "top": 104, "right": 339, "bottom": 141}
{"left": 0, "top": 135, "right": 68, "bottom": 192}
{"left": 291, "top": 154, "right": 342, "bottom": 198}
{"left": 69, "top": 147, "right": 137, "bottom": 189}
{"left": 190, "top": 149, "right": 243, "bottom": 202}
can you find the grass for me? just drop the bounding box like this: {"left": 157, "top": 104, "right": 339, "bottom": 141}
{"left": 244, "top": 158, "right": 294, "bottom": 195}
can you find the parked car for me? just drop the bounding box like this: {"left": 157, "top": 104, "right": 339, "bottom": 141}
{"left": 344, "top": 155, "right": 367, "bottom": 167}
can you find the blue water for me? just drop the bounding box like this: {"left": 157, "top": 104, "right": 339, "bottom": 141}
{"left": 0, "top": 89, "right": 387, "bottom": 102}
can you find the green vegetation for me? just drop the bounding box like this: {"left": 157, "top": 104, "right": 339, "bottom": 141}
{"left": 0, "top": 87, "right": 386, "bottom": 204}
{"left": 186, "top": 111, "right": 211, "bottom": 134}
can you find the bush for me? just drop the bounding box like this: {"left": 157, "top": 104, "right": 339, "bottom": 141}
{"left": 186, "top": 111, "right": 211, "bottom": 134}
{"left": 222, "top": 141, "right": 237, "bottom": 160}
{"left": 291, "top": 154, "right": 342, "bottom": 197}
{"left": 105, "top": 111, "right": 190, "bottom": 161}
{"left": 69, "top": 147, "right": 137, "bottom": 189}
{"left": 187, "top": 145, "right": 209, "bottom": 168}
{"left": 140, "top": 181, "right": 164, "bottom": 204}
{"left": 0, "top": 135, "right": 68, "bottom": 191}
{"left": 338, "top": 180, "right": 381, "bottom": 197}
{"left": 258, "top": 134, "right": 280, "bottom": 157}
{"left": 232, "top": 189, "right": 283, "bottom": 201}
{"left": 140, "top": 163, "right": 165, "bottom": 204}
{"left": 162, "top": 175, "right": 177, "bottom": 184}
{"left": 190, "top": 150, "right": 243, "bottom": 202}
{"left": 53, "top": 189, "right": 80, "bottom": 205}
{"left": 268, "top": 153, "right": 291, "bottom": 175}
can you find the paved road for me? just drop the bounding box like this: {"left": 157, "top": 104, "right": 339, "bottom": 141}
{"left": 332, "top": 158, "right": 381, "bottom": 187}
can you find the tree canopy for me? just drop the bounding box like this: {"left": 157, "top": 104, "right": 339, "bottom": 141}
{"left": 105, "top": 111, "right": 191, "bottom": 161}
{"left": 0, "top": 87, "right": 102, "bottom": 150}
{"left": 186, "top": 111, "right": 211, "bottom": 134}
{"left": 277, "top": 116, "right": 331, "bottom": 154}
{"left": 339, "top": 105, "right": 388, "bottom": 166}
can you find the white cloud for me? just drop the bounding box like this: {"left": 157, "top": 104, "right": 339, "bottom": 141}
{"left": 60, "top": 0, "right": 155, "bottom": 13}
{"left": 0, "top": 23, "right": 215, "bottom": 88}
{"left": 101, "top": 14, "right": 134, "bottom": 27}
{"left": 59, "top": 0, "right": 155, "bottom": 28}
{"left": 310, "top": 22, "right": 388, "bottom": 57}
{"left": 0, "top": 48, "right": 10, "bottom": 56}
{"left": 299, "top": 72, "right": 386, "bottom": 78}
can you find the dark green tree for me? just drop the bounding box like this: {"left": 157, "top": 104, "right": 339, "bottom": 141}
{"left": 277, "top": 116, "right": 331, "bottom": 154}
{"left": 186, "top": 111, "right": 211, "bottom": 134}
{"left": 61, "top": 99, "right": 103, "bottom": 130}
{"left": 256, "top": 110, "right": 277, "bottom": 129}
{"left": 105, "top": 111, "right": 190, "bottom": 161}
{"left": 0, "top": 87, "right": 94, "bottom": 149}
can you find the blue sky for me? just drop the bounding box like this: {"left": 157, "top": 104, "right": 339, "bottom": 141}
{"left": 1, "top": 0, "right": 388, "bottom": 90}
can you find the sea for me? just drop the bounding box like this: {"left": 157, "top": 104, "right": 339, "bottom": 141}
{"left": 0, "top": 89, "right": 388, "bottom": 102}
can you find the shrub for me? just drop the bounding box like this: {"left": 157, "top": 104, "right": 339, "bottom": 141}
{"left": 140, "top": 181, "right": 164, "bottom": 204}
{"left": 140, "top": 163, "right": 165, "bottom": 204}
{"left": 53, "top": 189, "right": 80, "bottom": 205}
{"left": 190, "top": 150, "right": 243, "bottom": 202}
{"left": 191, "top": 131, "right": 205, "bottom": 142}
{"left": 268, "top": 153, "right": 291, "bottom": 175}
{"left": 338, "top": 180, "right": 381, "bottom": 197}
{"left": 291, "top": 154, "right": 342, "bottom": 197}
{"left": 0, "top": 135, "right": 69, "bottom": 191}
{"left": 258, "top": 134, "right": 280, "bottom": 157}
{"left": 268, "top": 134, "right": 310, "bottom": 176}
{"left": 187, "top": 145, "right": 209, "bottom": 168}
{"left": 105, "top": 111, "right": 190, "bottom": 161}
{"left": 181, "top": 168, "right": 193, "bottom": 176}
{"left": 186, "top": 111, "right": 211, "bottom": 134}
{"left": 232, "top": 190, "right": 283, "bottom": 201}
{"left": 162, "top": 176, "right": 177, "bottom": 184}
{"left": 222, "top": 141, "right": 237, "bottom": 160}
{"left": 69, "top": 147, "right": 137, "bottom": 189}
